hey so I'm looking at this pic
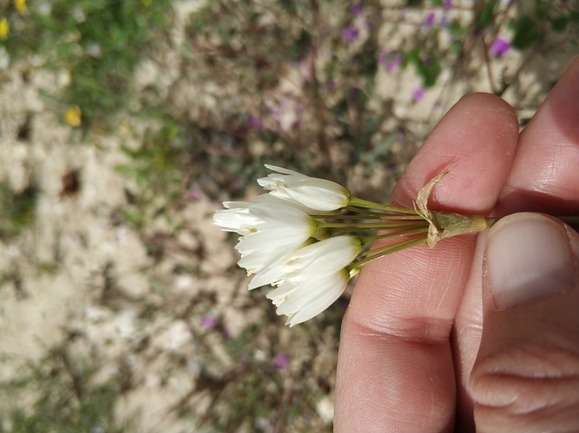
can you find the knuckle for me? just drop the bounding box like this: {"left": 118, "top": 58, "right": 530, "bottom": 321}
{"left": 470, "top": 339, "right": 579, "bottom": 431}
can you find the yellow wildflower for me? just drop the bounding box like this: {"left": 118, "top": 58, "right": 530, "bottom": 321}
{"left": 14, "top": 0, "right": 28, "bottom": 14}
{"left": 64, "top": 106, "right": 82, "bottom": 127}
{"left": 0, "top": 18, "right": 9, "bottom": 40}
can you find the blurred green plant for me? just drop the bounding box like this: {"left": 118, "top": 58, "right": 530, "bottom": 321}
{"left": 116, "top": 120, "right": 189, "bottom": 226}
{"left": 0, "top": 0, "right": 173, "bottom": 128}
{"left": 0, "top": 182, "right": 36, "bottom": 240}
{"left": 0, "top": 348, "right": 127, "bottom": 433}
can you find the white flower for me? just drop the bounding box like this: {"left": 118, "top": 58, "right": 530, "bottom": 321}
{"left": 262, "top": 236, "right": 362, "bottom": 326}
{"left": 213, "top": 200, "right": 317, "bottom": 274}
{"left": 257, "top": 164, "right": 350, "bottom": 211}
{"left": 268, "top": 270, "right": 351, "bottom": 327}
{"left": 249, "top": 235, "right": 361, "bottom": 289}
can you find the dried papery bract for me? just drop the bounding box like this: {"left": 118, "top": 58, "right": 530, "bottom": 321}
{"left": 415, "top": 169, "right": 489, "bottom": 248}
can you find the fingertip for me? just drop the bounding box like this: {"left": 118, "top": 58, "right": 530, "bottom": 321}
{"left": 485, "top": 213, "right": 577, "bottom": 309}
{"left": 497, "top": 56, "right": 579, "bottom": 215}
{"left": 391, "top": 92, "right": 519, "bottom": 213}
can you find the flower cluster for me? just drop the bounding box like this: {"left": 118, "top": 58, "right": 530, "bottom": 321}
{"left": 214, "top": 165, "right": 488, "bottom": 326}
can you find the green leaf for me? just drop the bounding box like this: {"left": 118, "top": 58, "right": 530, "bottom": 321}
{"left": 449, "top": 39, "right": 463, "bottom": 54}
{"left": 477, "top": 0, "right": 497, "bottom": 30}
{"left": 287, "top": 29, "right": 311, "bottom": 61}
{"left": 511, "top": 16, "right": 539, "bottom": 50}
{"left": 408, "top": 50, "right": 441, "bottom": 88}
{"left": 551, "top": 16, "right": 568, "bottom": 32}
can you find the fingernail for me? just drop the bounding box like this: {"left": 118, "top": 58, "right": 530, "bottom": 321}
{"left": 486, "top": 213, "right": 576, "bottom": 309}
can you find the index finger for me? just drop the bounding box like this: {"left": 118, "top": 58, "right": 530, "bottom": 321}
{"left": 334, "top": 94, "right": 519, "bottom": 432}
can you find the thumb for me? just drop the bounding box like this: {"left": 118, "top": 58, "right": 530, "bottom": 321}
{"left": 470, "top": 212, "right": 579, "bottom": 433}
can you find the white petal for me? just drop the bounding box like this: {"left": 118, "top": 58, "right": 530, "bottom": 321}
{"left": 265, "top": 280, "right": 299, "bottom": 302}
{"left": 247, "top": 243, "right": 308, "bottom": 289}
{"left": 213, "top": 203, "right": 261, "bottom": 234}
{"left": 249, "top": 203, "right": 312, "bottom": 228}
{"left": 251, "top": 236, "right": 360, "bottom": 289}
{"left": 222, "top": 201, "right": 252, "bottom": 209}
{"left": 286, "top": 236, "right": 361, "bottom": 274}
{"left": 274, "top": 270, "right": 349, "bottom": 321}
{"left": 274, "top": 279, "right": 325, "bottom": 316}
{"left": 257, "top": 165, "right": 350, "bottom": 211}
{"left": 280, "top": 181, "right": 350, "bottom": 211}
{"left": 235, "top": 227, "right": 310, "bottom": 255}
{"left": 286, "top": 274, "right": 349, "bottom": 326}
{"left": 263, "top": 164, "right": 305, "bottom": 177}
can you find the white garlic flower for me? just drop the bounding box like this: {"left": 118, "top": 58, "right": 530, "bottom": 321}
{"left": 263, "top": 236, "right": 362, "bottom": 326}
{"left": 213, "top": 199, "right": 317, "bottom": 275}
{"left": 257, "top": 164, "right": 350, "bottom": 211}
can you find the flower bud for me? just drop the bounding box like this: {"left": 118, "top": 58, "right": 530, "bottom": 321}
{"left": 257, "top": 165, "right": 350, "bottom": 211}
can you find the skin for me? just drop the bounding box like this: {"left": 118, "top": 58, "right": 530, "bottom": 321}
{"left": 334, "top": 56, "right": 579, "bottom": 432}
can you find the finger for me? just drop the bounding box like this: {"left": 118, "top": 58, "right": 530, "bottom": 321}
{"left": 470, "top": 213, "right": 579, "bottom": 432}
{"left": 463, "top": 59, "right": 579, "bottom": 432}
{"left": 452, "top": 229, "right": 487, "bottom": 432}
{"left": 497, "top": 56, "right": 579, "bottom": 215}
{"left": 334, "top": 94, "right": 519, "bottom": 432}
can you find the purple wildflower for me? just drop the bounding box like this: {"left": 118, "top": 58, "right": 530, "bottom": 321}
{"left": 248, "top": 114, "right": 263, "bottom": 130}
{"left": 201, "top": 315, "right": 217, "bottom": 329}
{"left": 351, "top": 4, "right": 363, "bottom": 15}
{"left": 341, "top": 26, "right": 359, "bottom": 42}
{"left": 424, "top": 12, "right": 436, "bottom": 27}
{"left": 490, "top": 37, "right": 511, "bottom": 56}
{"left": 380, "top": 50, "right": 403, "bottom": 71}
{"left": 378, "top": 49, "right": 389, "bottom": 65}
{"left": 413, "top": 87, "right": 426, "bottom": 102}
{"left": 275, "top": 353, "right": 289, "bottom": 369}
{"left": 443, "top": 0, "right": 452, "bottom": 8}
{"left": 188, "top": 188, "right": 200, "bottom": 200}
{"left": 397, "top": 129, "right": 406, "bottom": 143}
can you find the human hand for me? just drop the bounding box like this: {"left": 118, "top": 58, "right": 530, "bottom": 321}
{"left": 334, "top": 57, "right": 579, "bottom": 432}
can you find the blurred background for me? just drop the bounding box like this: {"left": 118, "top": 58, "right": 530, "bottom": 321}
{"left": 0, "top": 0, "right": 577, "bottom": 431}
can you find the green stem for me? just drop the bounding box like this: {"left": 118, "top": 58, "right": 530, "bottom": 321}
{"left": 360, "top": 227, "right": 429, "bottom": 245}
{"left": 312, "top": 212, "right": 425, "bottom": 221}
{"left": 343, "top": 208, "right": 425, "bottom": 220}
{"left": 351, "top": 236, "right": 428, "bottom": 269}
{"left": 318, "top": 221, "right": 430, "bottom": 231}
{"left": 348, "top": 196, "right": 419, "bottom": 215}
